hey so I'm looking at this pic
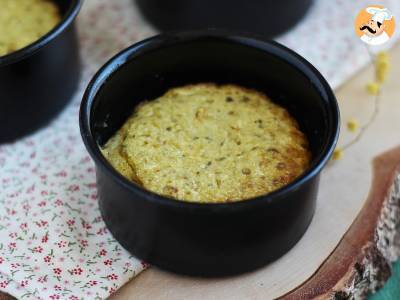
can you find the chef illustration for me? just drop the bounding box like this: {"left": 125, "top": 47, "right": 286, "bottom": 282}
{"left": 359, "top": 7, "right": 393, "bottom": 45}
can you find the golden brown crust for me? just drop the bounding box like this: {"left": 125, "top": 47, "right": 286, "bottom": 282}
{"left": 0, "top": 0, "right": 61, "bottom": 56}
{"left": 102, "top": 84, "right": 311, "bottom": 203}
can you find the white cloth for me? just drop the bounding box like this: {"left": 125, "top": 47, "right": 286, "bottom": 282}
{"left": 361, "top": 31, "right": 391, "bottom": 45}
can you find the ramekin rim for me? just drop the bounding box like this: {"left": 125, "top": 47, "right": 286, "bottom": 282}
{"left": 80, "top": 29, "right": 340, "bottom": 210}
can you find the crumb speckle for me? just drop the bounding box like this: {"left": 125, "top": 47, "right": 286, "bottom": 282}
{"left": 366, "top": 82, "right": 380, "bottom": 95}
{"left": 333, "top": 148, "right": 343, "bottom": 161}
{"left": 347, "top": 119, "right": 359, "bottom": 132}
{"left": 242, "top": 168, "right": 251, "bottom": 175}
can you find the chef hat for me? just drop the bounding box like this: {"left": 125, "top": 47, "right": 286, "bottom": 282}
{"left": 366, "top": 7, "right": 393, "bottom": 24}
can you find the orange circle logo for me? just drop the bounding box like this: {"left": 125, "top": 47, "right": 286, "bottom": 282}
{"left": 355, "top": 5, "right": 395, "bottom": 45}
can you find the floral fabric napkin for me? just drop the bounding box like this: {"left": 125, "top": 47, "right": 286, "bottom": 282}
{"left": 0, "top": 0, "right": 399, "bottom": 299}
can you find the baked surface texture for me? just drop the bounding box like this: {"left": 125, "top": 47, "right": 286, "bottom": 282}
{"left": 102, "top": 84, "right": 311, "bottom": 203}
{"left": 0, "top": 0, "right": 61, "bottom": 56}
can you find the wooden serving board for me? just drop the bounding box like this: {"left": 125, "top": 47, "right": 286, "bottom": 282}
{"left": 111, "top": 44, "right": 400, "bottom": 300}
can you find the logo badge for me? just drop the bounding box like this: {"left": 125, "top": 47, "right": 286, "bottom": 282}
{"left": 355, "top": 5, "right": 395, "bottom": 46}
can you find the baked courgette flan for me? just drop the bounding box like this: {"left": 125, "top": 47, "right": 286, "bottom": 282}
{"left": 0, "top": 0, "right": 61, "bottom": 57}
{"left": 102, "top": 84, "right": 311, "bottom": 203}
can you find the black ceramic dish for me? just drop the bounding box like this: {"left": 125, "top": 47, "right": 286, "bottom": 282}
{"left": 136, "top": 0, "right": 313, "bottom": 38}
{"left": 80, "top": 30, "right": 340, "bottom": 277}
{"left": 0, "top": 0, "right": 82, "bottom": 143}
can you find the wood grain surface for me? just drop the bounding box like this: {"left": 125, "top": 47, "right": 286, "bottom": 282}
{"left": 280, "top": 146, "right": 400, "bottom": 299}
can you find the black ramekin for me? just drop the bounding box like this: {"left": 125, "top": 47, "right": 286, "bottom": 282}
{"left": 0, "top": 0, "right": 82, "bottom": 143}
{"left": 80, "top": 30, "right": 340, "bottom": 277}
{"left": 135, "top": 0, "right": 313, "bottom": 38}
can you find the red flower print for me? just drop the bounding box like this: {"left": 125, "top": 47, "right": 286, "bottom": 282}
{"left": 35, "top": 220, "right": 48, "bottom": 228}
{"left": 89, "top": 280, "right": 98, "bottom": 286}
{"left": 11, "top": 263, "right": 20, "bottom": 269}
{"left": 68, "top": 184, "right": 80, "bottom": 192}
{"left": 33, "top": 246, "right": 43, "bottom": 253}
{"left": 20, "top": 280, "right": 28, "bottom": 287}
{"left": 44, "top": 256, "right": 51, "bottom": 263}
{"left": 8, "top": 232, "right": 17, "bottom": 238}
{"left": 8, "top": 242, "right": 16, "bottom": 249}
{"left": 107, "top": 273, "right": 118, "bottom": 280}
{"left": 141, "top": 261, "right": 149, "bottom": 269}
{"left": 41, "top": 234, "right": 48, "bottom": 243}
{"left": 103, "top": 259, "right": 112, "bottom": 266}
{"left": 56, "top": 241, "right": 67, "bottom": 248}
{"left": 7, "top": 209, "right": 16, "bottom": 216}
{"left": 53, "top": 268, "right": 62, "bottom": 275}
{"left": 67, "top": 219, "right": 75, "bottom": 226}
{"left": 38, "top": 201, "right": 47, "bottom": 207}
{"left": 55, "top": 170, "right": 67, "bottom": 177}
{"left": 82, "top": 156, "right": 91, "bottom": 163}
{"left": 54, "top": 285, "right": 62, "bottom": 291}
{"left": 87, "top": 182, "right": 97, "bottom": 189}
{"left": 49, "top": 295, "right": 60, "bottom": 300}
{"left": 55, "top": 199, "right": 64, "bottom": 206}
{"left": 70, "top": 267, "right": 83, "bottom": 275}
{"left": 97, "top": 227, "right": 107, "bottom": 235}
{"left": 23, "top": 203, "right": 31, "bottom": 211}
{"left": 69, "top": 296, "right": 79, "bottom": 300}
{"left": 37, "top": 276, "right": 47, "bottom": 283}
{"left": 0, "top": 281, "right": 8, "bottom": 288}
{"left": 109, "top": 287, "right": 116, "bottom": 295}
{"left": 82, "top": 221, "right": 92, "bottom": 230}
{"left": 80, "top": 240, "right": 88, "bottom": 247}
{"left": 0, "top": 257, "right": 4, "bottom": 264}
{"left": 26, "top": 184, "right": 35, "bottom": 193}
{"left": 99, "top": 249, "right": 107, "bottom": 256}
{"left": 19, "top": 223, "right": 28, "bottom": 230}
{"left": 41, "top": 190, "right": 48, "bottom": 196}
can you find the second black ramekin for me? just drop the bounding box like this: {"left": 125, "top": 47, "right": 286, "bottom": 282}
{"left": 80, "top": 30, "right": 340, "bottom": 277}
{"left": 135, "top": 0, "right": 313, "bottom": 38}
{"left": 0, "top": 0, "right": 82, "bottom": 143}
